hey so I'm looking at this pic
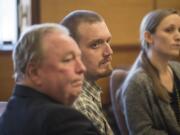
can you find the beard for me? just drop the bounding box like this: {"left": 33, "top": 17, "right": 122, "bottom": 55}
{"left": 98, "top": 64, "right": 113, "bottom": 78}
{"left": 85, "top": 64, "right": 113, "bottom": 81}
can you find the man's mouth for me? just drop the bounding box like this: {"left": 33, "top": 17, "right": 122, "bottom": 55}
{"left": 100, "top": 57, "right": 112, "bottom": 65}
{"left": 72, "top": 79, "right": 83, "bottom": 87}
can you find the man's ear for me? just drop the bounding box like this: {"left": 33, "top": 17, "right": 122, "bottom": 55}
{"left": 144, "top": 31, "right": 154, "bottom": 45}
{"left": 26, "top": 62, "right": 42, "bottom": 85}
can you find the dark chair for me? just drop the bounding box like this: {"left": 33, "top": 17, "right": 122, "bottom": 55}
{"left": 110, "top": 69, "right": 129, "bottom": 135}
{"left": 0, "top": 101, "right": 7, "bottom": 116}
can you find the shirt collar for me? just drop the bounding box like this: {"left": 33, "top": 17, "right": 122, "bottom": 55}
{"left": 83, "top": 79, "right": 102, "bottom": 102}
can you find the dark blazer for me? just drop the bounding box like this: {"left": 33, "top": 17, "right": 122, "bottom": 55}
{"left": 0, "top": 85, "right": 100, "bottom": 135}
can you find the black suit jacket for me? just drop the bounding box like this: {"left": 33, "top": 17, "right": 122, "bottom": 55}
{"left": 0, "top": 85, "right": 99, "bottom": 135}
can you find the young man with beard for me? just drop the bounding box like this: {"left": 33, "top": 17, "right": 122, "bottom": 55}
{"left": 61, "top": 10, "right": 114, "bottom": 135}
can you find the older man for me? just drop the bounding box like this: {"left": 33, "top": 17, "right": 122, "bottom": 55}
{"left": 0, "top": 23, "right": 100, "bottom": 135}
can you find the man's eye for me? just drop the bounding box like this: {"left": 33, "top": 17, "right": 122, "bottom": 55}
{"left": 91, "top": 43, "right": 100, "bottom": 49}
{"left": 106, "top": 37, "right": 111, "bottom": 44}
{"left": 62, "top": 58, "right": 72, "bottom": 62}
{"left": 62, "top": 56, "right": 74, "bottom": 62}
{"left": 90, "top": 40, "right": 104, "bottom": 49}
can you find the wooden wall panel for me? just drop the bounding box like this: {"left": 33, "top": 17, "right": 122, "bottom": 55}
{"left": 40, "top": 0, "right": 153, "bottom": 45}
{"left": 156, "top": 0, "right": 180, "bottom": 9}
{"left": 0, "top": 52, "right": 14, "bottom": 100}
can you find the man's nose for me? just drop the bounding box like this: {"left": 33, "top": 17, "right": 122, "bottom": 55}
{"left": 76, "top": 58, "right": 86, "bottom": 73}
{"left": 104, "top": 43, "right": 113, "bottom": 56}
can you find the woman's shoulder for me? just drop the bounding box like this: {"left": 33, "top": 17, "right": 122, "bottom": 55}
{"left": 169, "top": 61, "right": 180, "bottom": 70}
{"left": 169, "top": 61, "right": 180, "bottom": 78}
{"left": 126, "top": 67, "right": 150, "bottom": 85}
{"left": 120, "top": 68, "right": 152, "bottom": 96}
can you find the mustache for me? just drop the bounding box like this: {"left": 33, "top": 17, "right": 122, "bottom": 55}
{"left": 99, "top": 56, "right": 112, "bottom": 65}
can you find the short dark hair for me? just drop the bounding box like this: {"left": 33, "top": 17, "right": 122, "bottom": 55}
{"left": 60, "top": 10, "right": 103, "bottom": 43}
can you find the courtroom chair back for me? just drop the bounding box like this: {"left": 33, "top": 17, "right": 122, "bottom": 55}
{"left": 110, "top": 69, "right": 129, "bottom": 135}
{"left": 0, "top": 101, "right": 7, "bottom": 116}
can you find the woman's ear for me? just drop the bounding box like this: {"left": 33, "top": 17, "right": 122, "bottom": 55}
{"left": 144, "top": 31, "right": 154, "bottom": 45}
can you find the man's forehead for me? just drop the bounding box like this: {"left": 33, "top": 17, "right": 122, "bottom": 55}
{"left": 78, "top": 23, "right": 111, "bottom": 39}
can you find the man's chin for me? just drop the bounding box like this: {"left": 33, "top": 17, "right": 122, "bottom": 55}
{"left": 98, "top": 68, "right": 112, "bottom": 78}
{"left": 85, "top": 66, "right": 113, "bottom": 80}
